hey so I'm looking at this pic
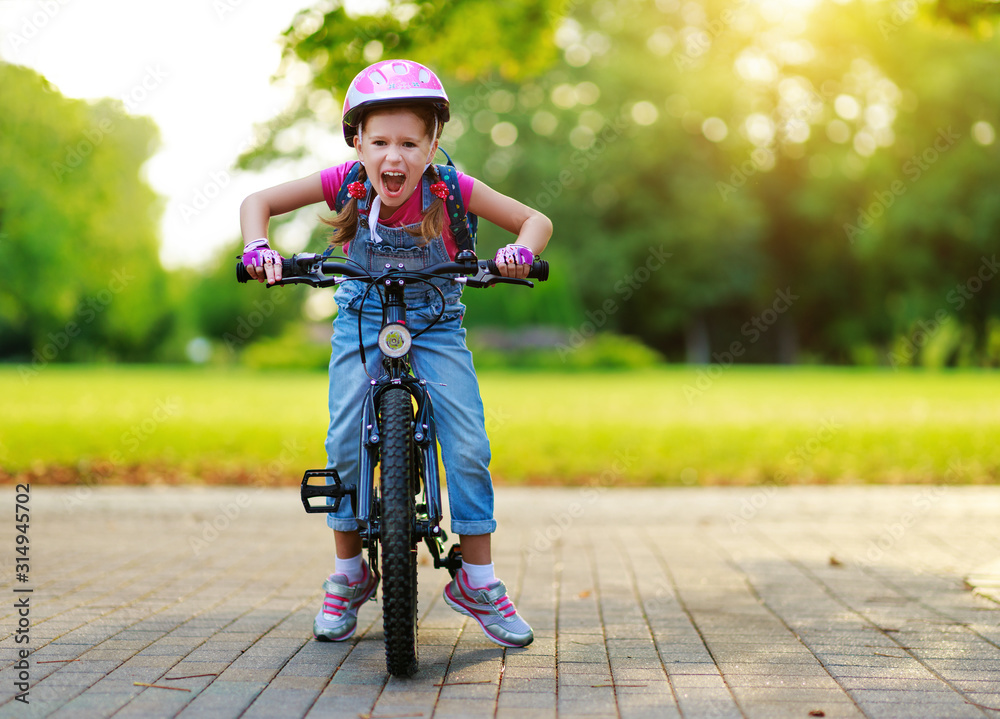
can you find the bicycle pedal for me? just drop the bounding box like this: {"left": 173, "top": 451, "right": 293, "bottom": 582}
{"left": 445, "top": 543, "right": 463, "bottom": 579}
{"left": 300, "top": 469, "right": 356, "bottom": 514}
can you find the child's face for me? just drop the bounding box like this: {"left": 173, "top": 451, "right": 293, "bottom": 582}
{"left": 355, "top": 107, "right": 437, "bottom": 211}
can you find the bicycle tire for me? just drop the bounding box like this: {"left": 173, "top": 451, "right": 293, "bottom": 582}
{"left": 379, "top": 386, "right": 419, "bottom": 677}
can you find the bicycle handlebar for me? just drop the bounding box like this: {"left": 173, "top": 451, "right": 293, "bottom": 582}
{"left": 236, "top": 252, "right": 548, "bottom": 288}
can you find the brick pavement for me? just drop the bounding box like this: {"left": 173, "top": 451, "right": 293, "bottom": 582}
{"left": 1, "top": 485, "right": 999, "bottom": 718}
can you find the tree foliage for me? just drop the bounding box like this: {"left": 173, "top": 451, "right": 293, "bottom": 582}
{"left": 237, "top": 0, "right": 564, "bottom": 171}
{"left": 7, "top": 0, "right": 1000, "bottom": 368}
{"left": 0, "top": 62, "right": 170, "bottom": 363}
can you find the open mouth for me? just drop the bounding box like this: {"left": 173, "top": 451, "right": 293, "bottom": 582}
{"left": 382, "top": 170, "right": 406, "bottom": 196}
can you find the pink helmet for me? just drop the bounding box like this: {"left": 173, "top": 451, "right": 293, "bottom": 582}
{"left": 342, "top": 59, "right": 450, "bottom": 146}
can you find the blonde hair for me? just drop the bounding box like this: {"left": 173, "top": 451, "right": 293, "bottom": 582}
{"left": 325, "top": 103, "right": 446, "bottom": 249}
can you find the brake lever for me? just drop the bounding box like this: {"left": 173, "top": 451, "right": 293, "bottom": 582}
{"left": 459, "top": 265, "right": 534, "bottom": 289}
{"left": 267, "top": 253, "right": 340, "bottom": 288}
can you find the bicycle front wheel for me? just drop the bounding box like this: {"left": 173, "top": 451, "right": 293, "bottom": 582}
{"left": 379, "top": 386, "right": 419, "bottom": 677}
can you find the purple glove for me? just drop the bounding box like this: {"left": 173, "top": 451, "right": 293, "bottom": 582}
{"left": 242, "top": 238, "right": 283, "bottom": 268}
{"left": 495, "top": 243, "right": 534, "bottom": 266}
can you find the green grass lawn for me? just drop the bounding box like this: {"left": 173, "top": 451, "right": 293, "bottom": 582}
{"left": 1, "top": 364, "right": 998, "bottom": 485}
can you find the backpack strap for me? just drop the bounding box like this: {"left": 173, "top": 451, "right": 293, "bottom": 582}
{"left": 325, "top": 162, "right": 371, "bottom": 257}
{"left": 333, "top": 161, "right": 367, "bottom": 213}
{"left": 436, "top": 148, "right": 478, "bottom": 254}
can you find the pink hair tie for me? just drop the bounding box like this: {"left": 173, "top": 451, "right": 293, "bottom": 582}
{"left": 347, "top": 181, "right": 367, "bottom": 200}
{"left": 429, "top": 181, "right": 449, "bottom": 200}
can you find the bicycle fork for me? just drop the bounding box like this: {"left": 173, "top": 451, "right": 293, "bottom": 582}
{"left": 299, "top": 377, "right": 462, "bottom": 576}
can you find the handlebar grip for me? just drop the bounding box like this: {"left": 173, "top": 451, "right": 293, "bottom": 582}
{"left": 236, "top": 258, "right": 299, "bottom": 284}
{"left": 236, "top": 261, "right": 251, "bottom": 283}
{"left": 486, "top": 258, "right": 549, "bottom": 281}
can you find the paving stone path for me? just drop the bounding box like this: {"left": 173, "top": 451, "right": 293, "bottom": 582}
{"left": 2, "top": 485, "right": 999, "bottom": 718}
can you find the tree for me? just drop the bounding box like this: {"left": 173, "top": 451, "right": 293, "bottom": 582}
{"left": 237, "top": 0, "right": 564, "bottom": 172}
{"left": 0, "top": 62, "right": 171, "bottom": 364}
{"left": 235, "top": 0, "right": 1000, "bottom": 365}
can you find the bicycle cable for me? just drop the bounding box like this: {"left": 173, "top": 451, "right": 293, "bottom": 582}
{"left": 357, "top": 270, "right": 451, "bottom": 380}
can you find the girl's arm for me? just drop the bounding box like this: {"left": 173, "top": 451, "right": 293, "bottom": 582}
{"left": 467, "top": 182, "right": 553, "bottom": 279}
{"left": 240, "top": 172, "right": 326, "bottom": 283}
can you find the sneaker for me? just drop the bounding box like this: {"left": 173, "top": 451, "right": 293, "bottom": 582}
{"left": 443, "top": 570, "right": 533, "bottom": 648}
{"left": 313, "top": 561, "right": 380, "bottom": 642}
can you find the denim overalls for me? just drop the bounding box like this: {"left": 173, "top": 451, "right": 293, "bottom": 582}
{"left": 324, "top": 175, "right": 496, "bottom": 536}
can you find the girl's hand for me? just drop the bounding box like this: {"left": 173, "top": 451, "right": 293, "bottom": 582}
{"left": 467, "top": 182, "right": 551, "bottom": 278}
{"left": 242, "top": 238, "right": 284, "bottom": 284}
{"left": 494, "top": 243, "right": 533, "bottom": 279}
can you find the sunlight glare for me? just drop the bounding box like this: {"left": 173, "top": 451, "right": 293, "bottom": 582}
{"left": 834, "top": 94, "right": 861, "bottom": 120}
{"left": 745, "top": 113, "right": 776, "bottom": 146}
{"left": 735, "top": 48, "right": 779, "bottom": 84}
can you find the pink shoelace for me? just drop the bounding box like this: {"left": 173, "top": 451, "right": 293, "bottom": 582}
{"left": 457, "top": 573, "right": 517, "bottom": 619}
{"left": 323, "top": 566, "right": 370, "bottom": 618}
{"left": 494, "top": 595, "right": 516, "bottom": 619}
{"left": 323, "top": 591, "right": 349, "bottom": 618}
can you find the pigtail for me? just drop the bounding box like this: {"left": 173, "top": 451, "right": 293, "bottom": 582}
{"left": 406, "top": 164, "right": 445, "bottom": 246}
{"left": 323, "top": 164, "right": 369, "bottom": 249}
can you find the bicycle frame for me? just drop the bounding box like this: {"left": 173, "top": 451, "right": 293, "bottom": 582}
{"left": 354, "top": 270, "right": 447, "bottom": 558}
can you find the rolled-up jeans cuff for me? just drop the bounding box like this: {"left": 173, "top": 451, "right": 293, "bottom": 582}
{"left": 450, "top": 519, "right": 496, "bottom": 535}
{"left": 326, "top": 516, "right": 361, "bottom": 532}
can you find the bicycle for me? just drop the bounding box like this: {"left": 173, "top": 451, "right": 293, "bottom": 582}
{"left": 237, "top": 249, "right": 548, "bottom": 677}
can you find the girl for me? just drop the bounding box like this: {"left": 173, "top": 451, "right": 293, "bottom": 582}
{"left": 240, "top": 59, "right": 552, "bottom": 648}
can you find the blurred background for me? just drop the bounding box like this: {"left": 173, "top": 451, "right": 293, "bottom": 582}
{"left": 2, "top": 0, "right": 999, "bottom": 486}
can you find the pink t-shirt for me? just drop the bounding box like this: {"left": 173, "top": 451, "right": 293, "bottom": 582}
{"left": 321, "top": 162, "right": 475, "bottom": 260}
